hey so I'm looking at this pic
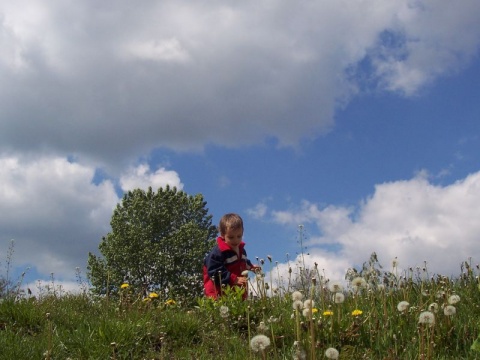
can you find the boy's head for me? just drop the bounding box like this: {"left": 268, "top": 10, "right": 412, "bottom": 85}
{"left": 218, "top": 213, "right": 244, "bottom": 236}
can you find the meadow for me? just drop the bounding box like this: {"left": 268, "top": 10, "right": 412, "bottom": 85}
{"left": 1, "top": 254, "right": 480, "bottom": 359}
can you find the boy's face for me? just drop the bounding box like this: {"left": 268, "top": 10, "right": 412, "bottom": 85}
{"left": 222, "top": 227, "right": 243, "bottom": 248}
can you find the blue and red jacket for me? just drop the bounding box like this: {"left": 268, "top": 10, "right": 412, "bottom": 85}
{"left": 203, "top": 236, "right": 254, "bottom": 299}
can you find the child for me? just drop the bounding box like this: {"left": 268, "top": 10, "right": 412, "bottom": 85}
{"left": 203, "top": 213, "right": 259, "bottom": 299}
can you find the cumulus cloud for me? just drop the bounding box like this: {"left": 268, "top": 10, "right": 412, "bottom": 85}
{"left": 119, "top": 164, "right": 183, "bottom": 192}
{"left": 1, "top": 0, "right": 479, "bottom": 166}
{"left": 268, "top": 171, "right": 480, "bottom": 282}
{"left": 0, "top": 155, "right": 119, "bottom": 281}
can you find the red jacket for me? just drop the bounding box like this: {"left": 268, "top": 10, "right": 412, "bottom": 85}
{"left": 203, "top": 237, "right": 254, "bottom": 299}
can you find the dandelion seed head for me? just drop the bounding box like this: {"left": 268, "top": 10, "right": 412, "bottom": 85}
{"left": 303, "top": 299, "right": 315, "bottom": 309}
{"left": 397, "top": 301, "right": 410, "bottom": 312}
{"left": 302, "top": 308, "right": 311, "bottom": 317}
{"left": 292, "top": 291, "right": 304, "bottom": 301}
{"left": 428, "top": 303, "right": 439, "bottom": 313}
{"left": 292, "top": 300, "right": 304, "bottom": 311}
{"left": 351, "top": 277, "right": 366, "bottom": 287}
{"left": 448, "top": 294, "right": 460, "bottom": 304}
{"left": 325, "top": 347, "right": 339, "bottom": 359}
{"left": 333, "top": 292, "right": 345, "bottom": 304}
{"left": 418, "top": 311, "right": 435, "bottom": 325}
{"left": 444, "top": 305, "right": 456, "bottom": 316}
{"left": 328, "top": 281, "right": 344, "bottom": 293}
{"left": 250, "top": 334, "right": 270, "bottom": 352}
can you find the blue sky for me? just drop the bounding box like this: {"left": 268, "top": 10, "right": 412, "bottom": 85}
{"left": 1, "top": 0, "right": 480, "bottom": 293}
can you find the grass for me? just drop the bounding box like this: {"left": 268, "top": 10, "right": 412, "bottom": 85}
{"left": 1, "top": 258, "right": 480, "bottom": 359}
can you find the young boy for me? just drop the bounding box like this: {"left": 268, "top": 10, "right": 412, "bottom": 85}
{"left": 203, "top": 213, "right": 258, "bottom": 299}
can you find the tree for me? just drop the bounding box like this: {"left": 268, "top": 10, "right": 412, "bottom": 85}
{"left": 87, "top": 186, "right": 217, "bottom": 302}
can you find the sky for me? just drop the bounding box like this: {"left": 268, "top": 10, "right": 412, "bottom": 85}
{"left": 1, "top": 0, "right": 480, "bottom": 293}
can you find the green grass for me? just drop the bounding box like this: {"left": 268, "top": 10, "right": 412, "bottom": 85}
{"left": 2, "top": 267, "right": 480, "bottom": 359}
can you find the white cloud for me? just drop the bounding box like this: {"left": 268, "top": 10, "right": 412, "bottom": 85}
{"left": 269, "top": 171, "right": 480, "bottom": 280}
{"left": 119, "top": 164, "right": 183, "bottom": 192}
{"left": 0, "top": 155, "right": 119, "bottom": 280}
{"left": 125, "top": 38, "right": 191, "bottom": 63}
{"left": 1, "top": 0, "right": 479, "bottom": 165}
{"left": 247, "top": 202, "right": 268, "bottom": 219}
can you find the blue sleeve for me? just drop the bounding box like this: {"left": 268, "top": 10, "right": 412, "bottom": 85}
{"left": 204, "top": 247, "right": 231, "bottom": 286}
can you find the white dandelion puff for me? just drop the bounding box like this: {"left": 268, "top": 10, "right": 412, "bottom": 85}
{"left": 418, "top": 311, "right": 435, "bottom": 326}
{"left": 428, "top": 303, "right": 439, "bottom": 313}
{"left": 328, "top": 281, "right": 344, "bottom": 293}
{"left": 292, "top": 300, "right": 304, "bottom": 311}
{"left": 292, "top": 291, "right": 304, "bottom": 301}
{"left": 250, "top": 334, "right": 271, "bottom": 352}
{"left": 303, "top": 299, "right": 315, "bottom": 309}
{"left": 397, "top": 301, "right": 410, "bottom": 312}
{"left": 448, "top": 294, "right": 460, "bottom": 304}
{"left": 325, "top": 347, "right": 339, "bottom": 359}
{"left": 333, "top": 292, "right": 345, "bottom": 304}
{"left": 444, "top": 305, "right": 456, "bottom": 316}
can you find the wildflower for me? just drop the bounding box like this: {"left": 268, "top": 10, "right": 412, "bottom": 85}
{"left": 302, "top": 307, "right": 318, "bottom": 317}
{"left": 397, "top": 301, "right": 410, "bottom": 312}
{"left": 250, "top": 334, "right": 271, "bottom": 352}
{"left": 293, "top": 300, "right": 304, "bottom": 311}
{"left": 219, "top": 305, "right": 229, "bottom": 318}
{"left": 292, "top": 291, "right": 304, "bottom": 301}
{"left": 142, "top": 297, "right": 152, "bottom": 302}
{"left": 392, "top": 257, "right": 399, "bottom": 268}
{"left": 149, "top": 292, "right": 159, "bottom": 299}
{"left": 351, "top": 277, "right": 367, "bottom": 288}
{"left": 120, "top": 283, "right": 129, "bottom": 289}
{"left": 444, "top": 305, "right": 456, "bottom": 316}
{"left": 428, "top": 303, "right": 439, "bottom": 313}
{"left": 418, "top": 311, "right": 435, "bottom": 326}
{"left": 267, "top": 255, "right": 272, "bottom": 262}
{"left": 328, "top": 281, "right": 344, "bottom": 293}
{"left": 257, "top": 321, "right": 268, "bottom": 333}
{"left": 165, "top": 299, "right": 176, "bottom": 306}
{"left": 323, "top": 310, "right": 334, "bottom": 316}
{"left": 352, "top": 309, "right": 363, "bottom": 316}
{"left": 303, "top": 299, "right": 315, "bottom": 309}
{"left": 325, "top": 347, "right": 339, "bottom": 359}
{"left": 448, "top": 294, "right": 461, "bottom": 304}
{"left": 333, "top": 292, "right": 345, "bottom": 304}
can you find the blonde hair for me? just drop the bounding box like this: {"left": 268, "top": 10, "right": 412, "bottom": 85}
{"left": 218, "top": 213, "right": 244, "bottom": 235}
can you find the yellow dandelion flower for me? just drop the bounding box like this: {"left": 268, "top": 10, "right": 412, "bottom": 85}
{"left": 312, "top": 308, "right": 318, "bottom": 314}
{"left": 323, "top": 310, "right": 334, "bottom": 316}
{"left": 352, "top": 309, "right": 363, "bottom": 316}
{"left": 120, "top": 283, "right": 129, "bottom": 289}
{"left": 149, "top": 292, "right": 159, "bottom": 299}
{"left": 143, "top": 297, "right": 152, "bottom": 302}
{"left": 165, "top": 299, "right": 176, "bottom": 306}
